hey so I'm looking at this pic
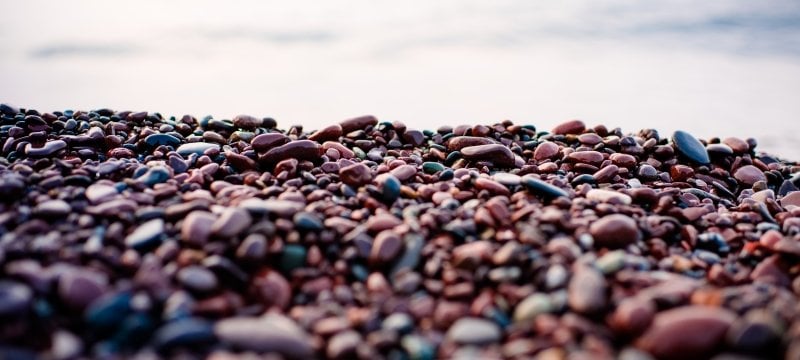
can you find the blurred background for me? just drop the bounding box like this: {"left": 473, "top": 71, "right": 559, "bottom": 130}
{"left": 1, "top": 0, "right": 799, "bottom": 159}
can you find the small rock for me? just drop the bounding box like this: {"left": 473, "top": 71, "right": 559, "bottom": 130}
{"left": 552, "top": 120, "right": 586, "bottom": 135}
{"left": 733, "top": 165, "right": 766, "bottom": 186}
{"left": 589, "top": 214, "right": 640, "bottom": 248}
{"left": 211, "top": 207, "right": 252, "bottom": 238}
{"left": 215, "top": 314, "right": 314, "bottom": 359}
{"left": 461, "top": 144, "right": 516, "bottom": 167}
{"left": 567, "top": 265, "right": 607, "bottom": 314}
{"left": 125, "top": 218, "right": 165, "bottom": 251}
{"left": 672, "top": 130, "right": 710, "bottom": 164}
{"left": 181, "top": 211, "right": 217, "bottom": 246}
{"left": 446, "top": 318, "right": 502, "bottom": 345}
{"left": 339, "top": 163, "right": 373, "bottom": 187}
{"left": 635, "top": 306, "right": 736, "bottom": 360}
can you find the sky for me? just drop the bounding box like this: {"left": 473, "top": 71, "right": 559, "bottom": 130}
{"left": 1, "top": 0, "right": 799, "bottom": 159}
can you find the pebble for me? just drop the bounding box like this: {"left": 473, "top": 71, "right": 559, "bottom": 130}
{"left": 0, "top": 281, "right": 33, "bottom": 316}
{"left": 390, "top": 164, "right": 417, "bottom": 182}
{"left": 534, "top": 141, "right": 560, "bottom": 161}
{"left": 339, "top": 115, "right": 378, "bottom": 133}
{"left": 309, "top": 124, "right": 343, "bottom": 142}
{"left": 567, "top": 265, "right": 607, "bottom": 314}
{"left": 232, "top": 114, "right": 263, "bottom": 129}
{"left": 445, "top": 318, "right": 502, "bottom": 345}
{"left": 552, "top": 119, "right": 586, "bottom": 135}
{"left": 513, "top": 293, "right": 553, "bottom": 323}
{"left": 370, "top": 230, "right": 404, "bottom": 265}
{"left": 293, "top": 211, "right": 324, "bottom": 231}
{"left": 635, "top": 306, "right": 736, "bottom": 360}
{"left": 781, "top": 191, "right": 800, "bottom": 208}
{"left": 176, "top": 142, "right": 218, "bottom": 156}
{"left": 176, "top": 266, "right": 218, "bottom": 293}
{"left": 125, "top": 218, "right": 165, "bottom": 250}
{"left": 215, "top": 314, "right": 314, "bottom": 359}
{"left": 251, "top": 133, "right": 289, "bottom": 153}
{"left": 85, "top": 184, "right": 118, "bottom": 204}
{"left": 672, "top": 130, "right": 710, "bottom": 164}
{"left": 34, "top": 199, "right": 72, "bottom": 217}
{"left": 589, "top": 214, "right": 640, "bottom": 248}
{"left": 144, "top": 133, "right": 180, "bottom": 147}
{"left": 522, "top": 176, "right": 568, "bottom": 199}
{"left": 733, "top": 165, "right": 766, "bottom": 186}
{"left": 25, "top": 140, "right": 67, "bottom": 157}
{"left": 58, "top": 269, "right": 108, "bottom": 310}
{"left": 461, "top": 144, "right": 516, "bottom": 167}
{"left": 586, "top": 189, "right": 632, "bottom": 205}
{"left": 259, "top": 140, "right": 320, "bottom": 166}
{"left": 154, "top": 318, "right": 216, "bottom": 350}
{"left": 447, "top": 136, "right": 496, "bottom": 151}
{"left": 181, "top": 211, "right": 217, "bottom": 246}
{"left": 211, "top": 207, "right": 252, "bottom": 238}
{"left": 339, "top": 162, "right": 373, "bottom": 187}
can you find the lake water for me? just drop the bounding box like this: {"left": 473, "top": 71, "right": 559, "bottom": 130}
{"left": 1, "top": 0, "right": 799, "bottom": 159}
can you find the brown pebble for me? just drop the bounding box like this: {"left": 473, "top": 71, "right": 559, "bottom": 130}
{"left": 552, "top": 120, "right": 586, "bottom": 135}
{"left": 339, "top": 163, "right": 373, "bottom": 187}
{"left": 182, "top": 211, "right": 217, "bottom": 246}
{"left": 251, "top": 133, "right": 290, "bottom": 153}
{"left": 733, "top": 165, "right": 765, "bottom": 186}
{"left": 309, "top": 124, "right": 343, "bottom": 142}
{"left": 447, "top": 136, "right": 496, "bottom": 151}
{"left": 567, "top": 265, "right": 607, "bottom": 314}
{"left": 589, "top": 214, "right": 640, "bottom": 248}
{"left": 635, "top": 306, "right": 736, "bottom": 360}
{"left": 339, "top": 115, "right": 378, "bottom": 133}
{"left": 461, "top": 144, "right": 516, "bottom": 167}
{"left": 370, "top": 230, "right": 404, "bottom": 266}
{"left": 533, "top": 141, "right": 559, "bottom": 161}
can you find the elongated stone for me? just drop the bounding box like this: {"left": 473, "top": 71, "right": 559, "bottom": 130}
{"left": 176, "top": 142, "right": 218, "bottom": 156}
{"left": 461, "top": 144, "right": 515, "bottom": 167}
{"left": 25, "top": 140, "right": 67, "bottom": 157}
{"left": 252, "top": 133, "right": 290, "bottom": 153}
{"left": 672, "top": 130, "right": 710, "bottom": 164}
{"left": 339, "top": 115, "right": 378, "bottom": 133}
{"left": 259, "top": 140, "right": 320, "bottom": 167}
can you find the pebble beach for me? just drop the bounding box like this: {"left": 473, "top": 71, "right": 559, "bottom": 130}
{"left": 1, "top": 105, "right": 800, "bottom": 359}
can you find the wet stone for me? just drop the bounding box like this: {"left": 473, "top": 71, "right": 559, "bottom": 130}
{"left": 215, "top": 314, "right": 314, "bottom": 359}
{"left": 176, "top": 142, "right": 218, "bottom": 156}
{"left": 251, "top": 133, "right": 290, "bottom": 153}
{"left": 446, "top": 318, "right": 502, "bottom": 345}
{"left": 522, "top": 176, "right": 568, "bottom": 199}
{"left": 177, "top": 266, "right": 218, "bottom": 293}
{"left": 144, "top": 133, "right": 180, "bottom": 147}
{"left": 211, "top": 207, "right": 252, "bottom": 238}
{"left": 635, "top": 306, "right": 736, "bottom": 360}
{"left": 552, "top": 119, "right": 585, "bottom": 135}
{"left": 339, "top": 162, "right": 373, "bottom": 187}
{"left": 309, "top": 124, "right": 343, "bottom": 142}
{"left": 25, "top": 140, "right": 67, "bottom": 157}
{"left": 34, "top": 199, "right": 71, "bottom": 217}
{"left": 125, "top": 218, "right": 165, "bottom": 251}
{"left": 461, "top": 144, "right": 516, "bottom": 167}
{"left": 589, "top": 214, "right": 639, "bottom": 248}
{"left": 154, "top": 318, "right": 216, "bottom": 350}
{"left": 0, "top": 281, "right": 33, "bottom": 316}
{"left": 422, "top": 161, "right": 444, "bottom": 174}
{"left": 733, "top": 165, "right": 766, "bottom": 186}
{"left": 672, "top": 130, "right": 710, "bottom": 164}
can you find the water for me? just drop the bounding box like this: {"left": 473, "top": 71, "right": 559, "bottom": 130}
{"left": 1, "top": 0, "right": 799, "bottom": 159}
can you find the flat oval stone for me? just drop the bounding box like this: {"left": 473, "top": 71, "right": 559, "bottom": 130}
{"left": 85, "top": 184, "right": 118, "bottom": 204}
{"left": 533, "top": 141, "right": 560, "bottom": 161}
{"left": 391, "top": 164, "right": 417, "bottom": 182}
{"left": 232, "top": 114, "right": 263, "bottom": 129}
{"left": 706, "top": 143, "right": 733, "bottom": 156}
{"left": 125, "top": 218, "right": 165, "bottom": 251}
{"left": 586, "top": 189, "right": 632, "bottom": 205}
{"left": 25, "top": 140, "right": 67, "bottom": 157}
{"left": 446, "top": 318, "right": 501, "bottom": 345}
{"left": 447, "top": 136, "right": 496, "bottom": 151}
{"left": 567, "top": 150, "right": 604, "bottom": 165}
{"left": 461, "top": 144, "right": 515, "bottom": 167}
{"left": 402, "top": 130, "right": 425, "bottom": 146}
{"left": 552, "top": 119, "right": 585, "bottom": 135}
{"left": 294, "top": 212, "right": 324, "bottom": 232}
{"left": 239, "top": 199, "right": 303, "bottom": 217}
{"left": 176, "top": 142, "right": 218, "bottom": 157}
{"left": 259, "top": 140, "right": 321, "bottom": 166}
{"left": 723, "top": 137, "right": 749, "bottom": 153}
{"left": 474, "top": 178, "right": 511, "bottom": 196}
{"left": 154, "top": 318, "right": 216, "bottom": 350}
{"left": 177, "top": 266, "right": 218, "bottom": 293}
{"left": 327, "top": 330, "right": 362, "bottom": 360}
{"left": 422, "top": 161, "right": 444, "bottom": 174}
{"left": 513, "top": 293, "right": 553, "bottom": 323}
{"left": 521, "top": 176, "right": 568, "bottom": 199}
{"left": 365, "top": 213, "right": 403, "bottom": 233}
{"left": 672, "top": 130, "right": 710, "bottom": 164}
{"left": 309, "top": 124, "right": 343, "bottom": 142}
{"left": 215, "top": 314, "right": 314, "bottom": 359}
{"left": 589, "top": 214, "right": 639, "bottom": 248}
{"left": 568, "top": 266, "right": 607, "bottom": 314}
{"left": 370, "top": 230, "right": 404, "bottom": 265}
{"left": 0, "top": 281, "right": 33, "bottom": 316}
{"left": 781, "top": 191, "right": 800, "bottom": 208}
{"left": 144, "top": 134, "right": 180, "bottom": 147}
{"left": 635, "top": 306, "right": 736, "bottom": 360}
{"left": 136, "top": 166, "right": 170, "bottom": 186}
{"left": 339, "top": 115, "right": 378, "bottom": 133}
{"left": 252, "top": 133, "right": 290, "bottom": 153}
{"left": 211, "top": 207, "right": 252, "bottom": 238}
{"left": 733, "top": 165, "right": 766, "bottom": 186}
{"left": 34, "top": 199, "right": 72, "bottom": 217}
{"left": 58, "top": 269, "right": 108, "bottom": 310}
{"left": 610, "top": 153, "right": 637, "bottom": 168}
{"left": 492, "top": 172, "right": 521, "bottom": 187}
{"left": 181, "top": 211, "right": 217, "bottom": 246}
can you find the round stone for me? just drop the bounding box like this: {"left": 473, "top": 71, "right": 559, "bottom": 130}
{"left": 181, "top": 211, "right": 216, "bottom": 246}
{"left": 445, "top": 318, "right": 502, "bottom": 345}
{"left": 461, "top": 144, "right": 515, "bottom": 167}
{"left": 635, "top": 306, "right": 736, "bottom": 360}
{"left": 568, "top": 266, "right": 607, "bottom": 314}
{"left": 733, "top": 165, "right": 766, "bottom": 186}
{"left": 589, "top": 214, "right": 640, "bottom": 248}
{"left": 176, "top": 266, "right": 218, "bottom": 293}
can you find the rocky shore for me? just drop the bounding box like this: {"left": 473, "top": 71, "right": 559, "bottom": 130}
{"left": 1, "top": 105, "right": 799, "bottom": 359}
